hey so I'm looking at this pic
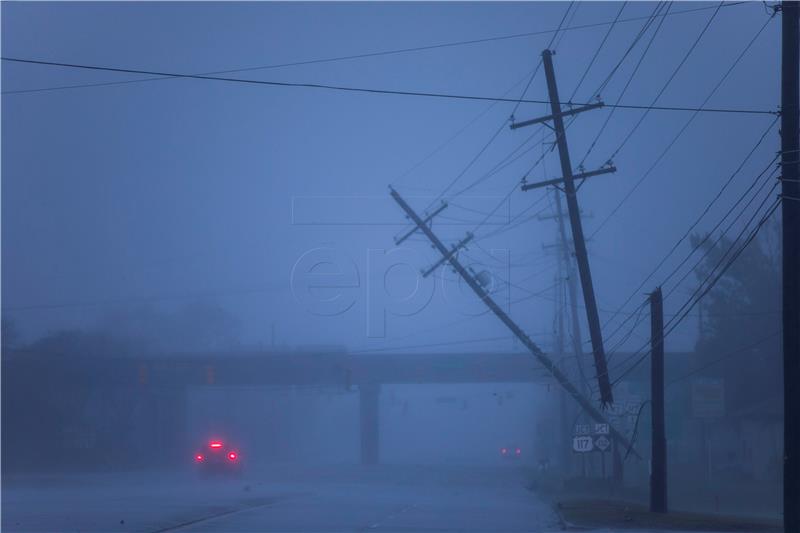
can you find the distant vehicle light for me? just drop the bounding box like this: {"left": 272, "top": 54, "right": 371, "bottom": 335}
{"left": 515, "top": 448, "right": 521, "bottom": 455}
{"left": 195, "top": 454, "right": 204, "bottom": 462}
{"left": 228, "top": 452, "right": 237, "bottom": 461}
{"left": 210, "top": 441, "right": 223, "bottom": 449}
{"left": 501, "top": 448, "right": 508, "bottom": 455}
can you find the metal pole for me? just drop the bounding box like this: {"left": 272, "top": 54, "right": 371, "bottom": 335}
{"left": 650, "top": 288, "right": 667, "bottom": 513}
{"left": 782, "top": 2, "right": 800, "bottom": 530}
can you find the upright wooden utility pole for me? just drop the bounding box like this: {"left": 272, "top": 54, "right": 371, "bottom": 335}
{"left": 649, "top": 287, "right": 667, "bottom": 513}
{"left": 782, "top": 2, "right": 799, "bottom": 531}
{"left": 513, "top": 49, "right": 616, "bottom": 407}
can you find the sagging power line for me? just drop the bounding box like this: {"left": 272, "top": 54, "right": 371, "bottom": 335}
{"left": 0, "top": 58, "right": 778, "bottom": 116}
{"left": 0, "top": 2, "right": 748, "bottom": 96}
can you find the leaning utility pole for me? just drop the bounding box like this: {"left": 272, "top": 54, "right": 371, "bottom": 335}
{"left": 512, "top": 49, "right": 616, "bottom": 407}
{"left": 782, "top": 2, "right": 799, "bottom": 531}
{"left": 549, "top": 189, "right": 589, "bottom": 391}
{"left": 649, "top": 288, "right": 667, "bottom": 513}
{"left": 389, "top": 187, "right": 640, "bottom": 458}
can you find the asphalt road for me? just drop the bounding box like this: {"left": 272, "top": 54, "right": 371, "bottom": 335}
{"left": 6, "top": 465, "right": 768, "bottom": 532}
{"left": 2, "top": 464, "right": 562, "bottom": 533}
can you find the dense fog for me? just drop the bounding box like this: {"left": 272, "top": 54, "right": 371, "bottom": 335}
{"left": 1, "top": 1, "right": 790, "bottom": 532}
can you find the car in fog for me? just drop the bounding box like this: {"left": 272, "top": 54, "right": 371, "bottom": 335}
{"left": 194, "top": 440, "right": 241, "bottom": 475}
{"left": 500, "top": 446, "right": 522, "bottom": 460}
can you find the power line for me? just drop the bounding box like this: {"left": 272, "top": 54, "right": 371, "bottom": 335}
{"left": 469, "top": 241, "right": 553, "bottom": 270}
{"left": 388, "top": 3, "right": 671, "bottom": 240}
{"left": 392, "top": 68, "right": 537, "bottom": 188}
{"left": 665, "top": 183, "right": 780, "bottom": 311}
{"left": 605, "top": 173, "right": 779, "bottom": 374}
{"left": 589, "top": 1, "right": 670, "bottom": 101}
{"left": 600, "top": 165, "right": 777, "bottom": 359}
{"left": 662, "top": 166, "right": 780, "bottom": 301}
{"left": 589, "top": 13, "right": 778, "bottom": 239}
{"left": 391, "top": 68, "right": 543, "bottom": 241}
{"left": 596, "top": 120, "right": 778, "bottom": 346}
{"left": 468, "top": 116, "right": 559, "bottom": 239}
{"left": 447, "top": 201, "right": 510, "bottom": 221}
{"left": 421, "top": 119, "right": 510, "bottom": 212}
{"left": 0, "top": 57, "right": 777, "bottom": 116}
{"left": 472, "top": 99, "right": 586, "bottom": 241}
{"left": 608, "top": 194, "right": 781, "bottom": 385}
{"left": 476, "top": 267, "right": 564, "bottom": 308}
{"left": 580, "top": 1, "right": 673, "bottom": 167}
{"left": 449, "top": 125, "right": 548, "bottom": 200}
{"left": 657, "top": 197, "right": 781, "bottom": 360}
{"left": 666, "top": 330, "right": 780, "bottom": 387}
{"left": 539, "top": 0, "right": 661, "bottom": 202}
{"left": 604, "top": 300, "right": 650, "bottom": 351}
{"left": 1, "top": 2, "right": 749, "bottom": 96}
{"left": 472, "top": 193, "right": 551, "bottom": 243}
{"left": 568, "top": 1, "right": 628, "bottom": 103}
{"left": 607, "top": 1, "right": 724, "bottom": 161}
{"left": 469, "top": 181, "right": 529, "bottom": 237}
{"left": 517, "top": 259, "right": 561, "bottom": 285}
{"left": 510, "top": 1, "right": 573, "bottom": 119}
{"left": 604, "top": 181, "right": 778, "bottom": 376}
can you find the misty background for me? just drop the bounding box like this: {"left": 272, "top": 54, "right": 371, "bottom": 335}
{"left": 0, "top": 2, "right": 787, "bottom": 529}
{"left": 1, "top": 1, "right": 780, "bottom": 352}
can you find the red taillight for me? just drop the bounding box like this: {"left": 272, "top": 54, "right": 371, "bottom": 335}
{"left": 210, "top": 441, "right": 223, "bottom": 449}
{"left": 228, "top": 452, "right": 237, "bottom": 461}
{"left": 195, "top": 454, "right": 204, "bottom": 462}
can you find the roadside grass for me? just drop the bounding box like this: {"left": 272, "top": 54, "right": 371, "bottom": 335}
{"left": 555, "top": 499, "right": 782, "bottom": 532}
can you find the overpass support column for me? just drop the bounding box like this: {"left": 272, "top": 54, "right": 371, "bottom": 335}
{"left": 359, "top": 384, "right": 380, "bottom": 465}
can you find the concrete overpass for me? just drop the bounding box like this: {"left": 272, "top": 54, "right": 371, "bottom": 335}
{"left": 4, "top": 349, "right": 558, "bottom": 465}
{"left": 152, "top": 350, "right": 555, "bottom": 464}
{"left": 6, "top": 348, "right": 678, "bottom": 466}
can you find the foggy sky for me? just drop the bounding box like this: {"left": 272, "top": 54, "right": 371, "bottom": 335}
{"left": 1, "top": 1, "right": 781, "bottom": 354}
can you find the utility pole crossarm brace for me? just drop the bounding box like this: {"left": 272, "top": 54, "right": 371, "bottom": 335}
{"left": 511, "top": 101, "right": 604, "bottom": 130}
{"left": 422, "top": 232, "right": 473, "bottom": 278}
{"left": 395, "top": 201, "right": 448, "bottom": 245}
{"left": 389, "top": 186, "right": 640, "bottom": 459}
{"left": 522, "top": 165, "right": 617, "bottom": 192}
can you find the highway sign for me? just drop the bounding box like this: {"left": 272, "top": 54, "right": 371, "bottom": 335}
{"left": 594, "top": 435, "right": 611, "bottom": 452}
{"left": 573, "top": 436, "right": 594, "bottom": 453}
{"left": 593, "top": 423, "right": 610, "bottom": 435}
{"left": 574, "top": 424, "right": 591, "bottom": 436}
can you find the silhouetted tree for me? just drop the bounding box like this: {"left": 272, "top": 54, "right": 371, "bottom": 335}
{"left": 691, "top": 221, "right": 781, "bottom": 413}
